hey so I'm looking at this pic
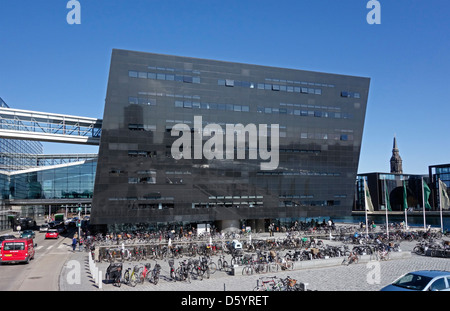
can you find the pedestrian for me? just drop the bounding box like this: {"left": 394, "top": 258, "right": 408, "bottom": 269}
{"left": 72, "top": 236, "right": 77, "bottom": 252}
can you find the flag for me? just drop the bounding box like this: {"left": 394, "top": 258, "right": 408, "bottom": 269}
{"left": 403, "top": 180, "right": 408, "bottom": 211}
{"left": 364, "top": 179, "right": 374, "bottom": 212}
{"left": 439, "top": 180, "right": 450, "bottom": 210}
{"left": 423, "top": 180, "right": 432, "bottom": 210}
{"left": 384, "top": 179, "right": 392, "bottom": 211}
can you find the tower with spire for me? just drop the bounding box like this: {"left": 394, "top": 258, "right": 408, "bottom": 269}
{"left": 390, "top": 136, "right": 403, "bottom": 174}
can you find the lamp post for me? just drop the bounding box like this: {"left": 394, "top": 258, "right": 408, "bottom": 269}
{"left": 77, "top": 204, "right": 82, "bottom": 239}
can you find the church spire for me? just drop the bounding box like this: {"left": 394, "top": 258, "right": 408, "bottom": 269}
{"left": 390, "top": 136, "right": 403, "bottom": 174}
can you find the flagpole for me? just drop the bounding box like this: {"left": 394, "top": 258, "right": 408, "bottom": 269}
{"left": 364, "top": 180, "right": 369, "bottom": 238}
{"left": 422, "top": 177, "right": 426, "bottom": 230}
{"left": 403, "top": 180, "right": 408, "bottom": 230}
{"left": 384, "top": 179, "right": 389, "bottom": 238}
{"left": 439, "top": 179, "right": 444, "bottom": 233}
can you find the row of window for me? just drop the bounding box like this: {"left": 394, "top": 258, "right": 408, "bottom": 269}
{"left": 257, "top": 171, "right": 341, "bottom": 177}
{"left": 341, "top": 91, "right": 361, "bottom": 99}
{"left": 175, "top": 100, "right": 250, "bottom": 112}
{"left": 146, "top": 65, "right": 201, "bottom": 75}
{"left": 173, "top": 100, "right": 352, "bottom": 120}
{"left": 256, "top": 106, "right": 353, "bottom": 119}
{"left": 128, "top": 70, "right": 201, "bottom": 84}
{"left": 218, "top": 79, "right": 323, "bottom": 95}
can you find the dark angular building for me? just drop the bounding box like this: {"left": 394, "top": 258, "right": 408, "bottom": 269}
{"left": 91, "top": 49, "right": 370, "bottom": 230}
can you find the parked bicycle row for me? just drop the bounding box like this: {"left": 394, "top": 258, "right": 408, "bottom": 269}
{"left": 104, "top": 255, "right": 220, "bottom": 287}
{"left": 413, "top": 239, "right": 450, "bottom": 258}
{"left": 253, "top": 275, "right": 312, "bottom": 291}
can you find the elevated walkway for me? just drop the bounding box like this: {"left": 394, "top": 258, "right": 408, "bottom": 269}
{"left": 0, "top": 107, "right": 102, "bottom": 145}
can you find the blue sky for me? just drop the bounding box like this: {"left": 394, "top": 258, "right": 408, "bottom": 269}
{"left": 0, "top": 0, "right": 449, "bottom": 174}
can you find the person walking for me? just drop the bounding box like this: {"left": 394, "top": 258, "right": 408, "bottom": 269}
{"left": 72, "top": 236, "right": 77, "bottom": 252}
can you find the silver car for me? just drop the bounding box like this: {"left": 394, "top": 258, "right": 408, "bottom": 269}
{"left": 381, "top": 270, "right": 450, "bottom": 291}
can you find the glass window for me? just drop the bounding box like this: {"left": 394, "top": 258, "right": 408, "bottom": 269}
{"left": 225, "top": 79, "right": 234, "bottom": 87}
{"left": 272, "top": 84, "right": 280, "bottom": 91}
{"left": 192, "top": 77, "right": 201, "bottom": 84}
{"left": 218, "top": 79, "right": 225, "bottom": 86}
{"left": 147, "top": 72, "right": 156, "bottom": 79}
{"left": 183, "top": 76, "right": 193, "bottom": 83}
{"left": 175, "top": 101, "right": 183, "bottom": 108}
{"left": 429, "top": 278, "right": 447, "bottom": 291}
{"left": 129, "top": 97, "right": 138, "bottom": 105}
{"left": 128, "top": 71, "right": 138, "bottom": 78}
{"left": 165, "top": 74, "right": 175, "bottom": 81}
{"left": 138, "top": 72, "right": 147, "bottom": 79}
{"left": 241, "top": 106, "right": 249, "bottom": 112}
{"left": 157, "top": 73, "right": 165, "bottom": 80}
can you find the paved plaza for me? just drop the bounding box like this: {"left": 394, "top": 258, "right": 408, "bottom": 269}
{"left": 59, "top": 234, "right": 450, "bottom": 292}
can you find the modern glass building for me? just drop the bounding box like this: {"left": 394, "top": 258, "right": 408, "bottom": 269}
{"left": 429, "top": 163, "right": 450, "bottom": 208}
{"left": 355, "top": 173, "right": 427, "bottom": 212}
{"left": 0, "top": 158, "right": 97, "bottom": 230}
{"left": 0, "top": 98, "right": 44, "bottom": 171}
{"left": 91, "top": 49, "right": 371, "bottom": 230}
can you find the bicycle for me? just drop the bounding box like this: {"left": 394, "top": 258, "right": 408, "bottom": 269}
{"left": 341, "top": 251, "right": 359, "bottom": 266}
{"left": 168, "top": 259, "right": 177, "bottom": 281}
{"left": 202, "top": 256, "right": 217, "bottom": 274}
{"left": 148, "top": 263, "right": 161, "bottom": 285}
{"left": 123, "top": 265, "right": 139, "bottom": 287}
{"left": 217, "top": 254, "right": 228, "bottom": 271}
{"left": 176, "top": 260, "right": 191, "bottom": 283}
{"left": 253, "top": 276, "right": 279, "bottom": 291}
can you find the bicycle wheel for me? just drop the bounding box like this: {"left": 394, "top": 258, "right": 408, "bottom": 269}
{"left": 153, "top": 273, "right": 159, "bottom": 285}
{"left": 123, "top": 269, "right": 130, "bottom": 284}
{"left": 242, "top": 266, "right": 253, "bottom": 276}
{"left": 268, "top": 262, "right": 278, "bottom": 272}
{"left": 130, "top": 273, "right": 137, "bottom": 287}
{"left": 285, "top": 261, "right": 294, "bottom": 270}
{"left": 170, "top": 269, "right": 177, "bottom": 281}
{"left": 114, "top": 276, "right": 121, "bottom": 287}
{"left": 208, "top": 262, "right": 217, "bottom": 274}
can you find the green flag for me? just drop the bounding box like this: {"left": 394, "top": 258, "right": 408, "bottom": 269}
{"left": 384, "top": 179, "right": 392, "bottom": 211}
{"left": 423, "top": 180, "right": 432, "bottom": 210}
{"left": 403, "top": 180, "right": 408, "bottom": 211}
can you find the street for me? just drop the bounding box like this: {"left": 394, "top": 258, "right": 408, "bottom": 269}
{"left": 0, "top": 229, "right": 74, "bottom": 291}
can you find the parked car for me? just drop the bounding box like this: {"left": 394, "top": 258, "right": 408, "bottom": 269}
{"left": 20, "top": 230, "right": 35, "bottom": 239}
{"left": 0, "top": 238, "right": 36, "bottom": 264}
{"left": 45, "top": 229, "right": 59, "bottom": 239}
{"left": 381, "top": 270, "right": 450, "bottom": 291}
{"left": 0, "top": 235, "right": 16, "bottom": 242}
{"left": 39, "top": 224, "right": 49, "bottom": 232}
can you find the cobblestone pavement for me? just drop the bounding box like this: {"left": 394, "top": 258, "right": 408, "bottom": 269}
{"left": 59, "top": 237, "right": 450, "bottom": 291}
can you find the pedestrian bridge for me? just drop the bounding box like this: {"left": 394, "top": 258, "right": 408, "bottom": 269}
{"left": 0, "top": 107, "right": 102, "bottom": 145}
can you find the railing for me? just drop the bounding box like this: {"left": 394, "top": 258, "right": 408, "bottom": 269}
{"left": 0, "top": 107, "right": 101, "bottom": 145}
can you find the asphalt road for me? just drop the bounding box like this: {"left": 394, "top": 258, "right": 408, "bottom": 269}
{"left": 0, "top": 229, "right": 74, "bottom": 291}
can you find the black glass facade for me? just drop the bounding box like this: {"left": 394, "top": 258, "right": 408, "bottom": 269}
{"left": 91, "top": 49, "right": 370, "bottom": 226}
